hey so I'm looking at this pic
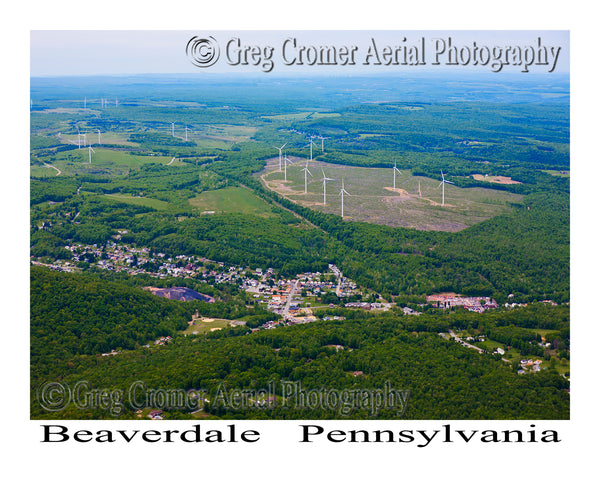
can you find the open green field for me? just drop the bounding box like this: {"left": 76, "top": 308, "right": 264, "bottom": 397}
{"left": 103, "top": 193, "right": 172, "bottom": 210}
{"left": 30, "top": 148, "right": 174, "bottom": 177}
{"left": 56, "top": 131, "right": 140, "bottom": 147}
{"left": 258, "top": 158, "right": 523, "bottom": 232}
{"left": 189, "top": 186, "right": 276, "bottom": 216}
{"left": 30, "top": 163, "right": 62, "bottom": 178}
{"left": 261, "top": 112, "right": 341, "bottom": 121}
{"left": 196, "top": 124, "right": 257, "bottom": 142}
{"left": 184, "top": 318, "right": 234, "bottom": 335}
{"left": 543, "top": 169, "right": 570, "bottom": 177}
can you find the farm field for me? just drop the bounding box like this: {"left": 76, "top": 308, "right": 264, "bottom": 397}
{"left": 189, "top": 186, "right": 276, "bottom": 217}
{"left": 258, "top": 158, "right": 523, "bottom": 231}
{"left": 30, "top": 148, "right": 176, "bottom": 177}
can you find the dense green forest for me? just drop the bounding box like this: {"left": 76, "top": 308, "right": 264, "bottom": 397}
{"left": 30, "top": 269, "right": 569, "bottom": 420}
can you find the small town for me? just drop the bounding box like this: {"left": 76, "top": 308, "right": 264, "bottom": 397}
{"left": 30, "top": 240, "right": 393, "bottom": 329}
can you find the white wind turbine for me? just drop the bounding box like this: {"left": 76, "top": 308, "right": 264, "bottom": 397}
{"left": 392, "top": 160, "right": 402, "bottom": 190}
{"left": 438, "top": 170, "right": 454, "bottom": 206}
{"left": 339, "top": 179, "right": 351, "bottom": 217}
{"left": 318, "top": 135, "right": 328, "bottom": 152}
{"left": 283, "top": 153, "right": 294, "bottom": 181}
{"left": 77, "top": 126, "right": 81, "bottom": 149}
{"left": 307, "top": 137, "right": 318, "bottom": 161}
{"left": 185, "top": 125, "right": 189, "bottom": 141}
{"left": 97, "top": 129, "right": 102, "bottom": 145}
{"left": 88, "top": 146, "right": 95, "bottom": 164}
{"left": 321, "top": 168, "right": 335, "bottom": 205}
{"left": 301, "top": 160, "right": 313, "bottom": 194}
{"left": 274, "top": 143, "right": 287, "bottom": 171}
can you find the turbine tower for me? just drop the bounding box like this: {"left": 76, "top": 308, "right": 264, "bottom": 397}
{"left": 97, "top": 129, "right": 101, "bottom": 145}
{"left": 77, "top": 126, "right": 81, "bottom": 149}
{"left": 185, "top": 125, "right": 189, "bottom": 141}
{"left": 438, "top": 170, "right": 454, "bottom": 206}
{"left": 273, "top": 143, "right": 287, "bottom": 171}
{"left": 318, "top": 135, "right": 328, "bottom": 152}
{"left": 307, "top": 137, "right": 318, "bottom": 161}
{"left": 392, "top": 160, "right": 402, "bottom": 190}
{"left": 339, "top": 179, "right": 351, "bottom": 217}
{"left": 418, "top": 180, "right": 422, "bottom": 198}
{"left": 301, "top": 160, "right": 313, "bottom": 194}
{"left": 283, "top": 154, "right": 294, "bottom": 181}
{"left": 88, "top": 146, "right": 95, "bottom": 164}
{"left": 321, "top": 168, "right": 335, "bottom": 205}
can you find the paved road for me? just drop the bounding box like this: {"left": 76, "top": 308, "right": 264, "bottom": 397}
{"left": 448, "top": 330, "right": 484, "bottom": 353}
{"left": 282, "top": 279, "right": 300, "bottom": 318}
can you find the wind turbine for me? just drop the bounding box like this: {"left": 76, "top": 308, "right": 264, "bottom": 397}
{"left": 88, "top": 146, "right": 95, "bottom": 164}
{"left": 321, "top": 168, "right": 335, "bottom": 205}
{"left": 273, "top": 143, "right": 287, "bottom": 171}
{"left": 392, "top": 160, "right": 402, "bottom": 190}
{"left": 317, "top": 135, "right": 328, "bottom": 152}
{"left": 77, "top": 126, "right": 81, "bottom": 149}
{"left": 97, "top": 129, "right": 102, "bottom": 145}
{"left": 301, "top": 160, "right": 313, "bottom": 194}
{"left": 82, "top": 132, "right": 87, "bottom": 147}
{"left": 307, "top": 137, "right": 318, "bottom": 161}
{"left": 339, "top": 179, "right": 351, "bottom": 217}
{"left": 185, "top": 126, "right": 189, "bottom": 141}
{"left": 283, "top": 154, "right": 294, "bottom": 181}
{"left": 84, "top": 96, "right": 87, "bottom": 109}
{"left": 418, "top": 180, "right": 422, "bottom": 198}
{"left": 438, "top": 170, "right": 454, "bottom": 206}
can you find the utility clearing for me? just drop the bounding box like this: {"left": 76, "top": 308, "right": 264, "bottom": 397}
{"left": 258, "top": 158, "right": 523, "bottom": 232}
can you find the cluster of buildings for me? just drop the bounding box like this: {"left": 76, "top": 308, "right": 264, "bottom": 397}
{"left": 426, "top": 293, "right": 498, "bottom": 313}
{"left": 33, "top": 241, "right": 374, "bottom": 330}
{"left": 518, "top": 359, "right": 543, "bottom": 374}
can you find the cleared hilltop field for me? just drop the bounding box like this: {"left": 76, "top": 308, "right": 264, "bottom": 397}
{"left": 258, "top": 158, "right": 523, "bottom": 232}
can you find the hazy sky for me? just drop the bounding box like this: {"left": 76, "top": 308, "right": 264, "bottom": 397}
{"left": 31, "top": 30, "right": 569, "bottom": 76}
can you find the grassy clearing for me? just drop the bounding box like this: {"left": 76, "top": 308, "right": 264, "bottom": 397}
{"left": 31, "top": 165, "right": 60, "bottom": 178}
{"left": 103, "top": 194, "right": 171, "bottom": 210}
{"left": 543, "top": 169, "right": 570, "bottom": 177}
{"left": 258, "top": 159, "right": 523, "bottom": 232}
{"left": 260, "top": 112, "right": 341, "bottom": 121}
{"left": 189, "top": 186, "right": 275, "bottom": 216}
{"left": 34, "top": 149, "right": 171, "bottom": 176}
{"left": 184, "top": 318, "right": 233, "bottom": 335}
